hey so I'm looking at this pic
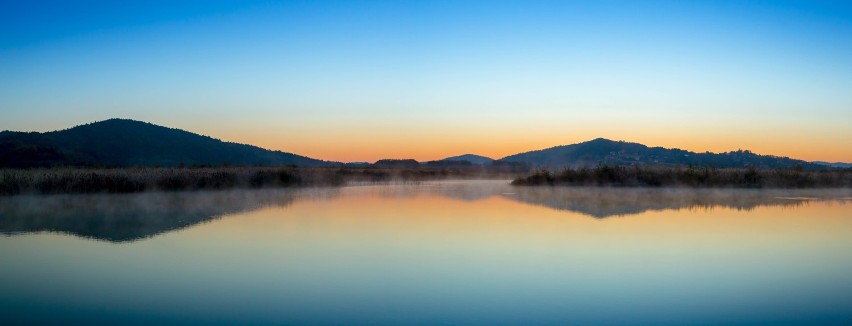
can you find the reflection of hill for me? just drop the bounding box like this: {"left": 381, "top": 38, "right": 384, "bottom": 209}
{"left": 0, "top": 188, "right": 339, "bottom": 242}
{"left": 393, "top": 181, "right": 852, "bottom": 217}
{"left": 503, "top": 187, "right": 852, "bottom": 218}
{"left": 344, "top": 181, "right": 852, "bottom": 218}
{"left": 393, "top": 181, "right": 852, "bottom": 218}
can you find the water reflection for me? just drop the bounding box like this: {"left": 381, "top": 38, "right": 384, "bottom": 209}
{"left": 505, "top": 186, "right": 852, "bottom": 218}
{"left": 2, "top": 181, "right": 852, "bottom": 325}
{"left": 1, "top": 180, "right": 850, "bottom": 242}
{"left": 0, "top": 188, "right": 339, "bottom": 242}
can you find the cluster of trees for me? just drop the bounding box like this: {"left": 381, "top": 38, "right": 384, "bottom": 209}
{"left": 511, "top": 165, "right": 852, "bottom": 188}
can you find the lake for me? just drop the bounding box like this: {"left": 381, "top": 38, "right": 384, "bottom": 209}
{"left": 2, "top": 180, "right": 852, "bottom": 325}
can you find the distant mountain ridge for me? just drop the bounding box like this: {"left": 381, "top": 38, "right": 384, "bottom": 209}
{"left": 439, "top": 154, "right": 494, "bottom": 165}
{"left": 499, "top": 138, "right": 824, "bottom": 170}
{"left": 1, "top": 120, "right": 842, "bottom": 170}
{"left": 0, "top": 119, "right": 330, "bottom": 168}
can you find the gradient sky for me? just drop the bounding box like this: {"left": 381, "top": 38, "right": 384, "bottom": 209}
{"left": 1, "top": 0, "right": 851, "bottom": 162}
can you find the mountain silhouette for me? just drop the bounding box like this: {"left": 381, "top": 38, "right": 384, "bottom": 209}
{"left": 0, "top": 121, "right": 840, "bottom": 170}
{"left": 0, "top": 119, "right": 330, "bottom": 168}
{"left": 439, "top": 154, "right": 494, "bottom": 165}
{"left": 499, "top": 138, "right": 821, "bottom": 169}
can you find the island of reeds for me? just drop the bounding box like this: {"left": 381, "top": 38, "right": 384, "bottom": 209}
{"left": 511, "top": 165, "right": 852, "bottom": 188}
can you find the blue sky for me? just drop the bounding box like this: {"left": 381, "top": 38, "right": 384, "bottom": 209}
{"left": 1, "top": 0, "right": 851, "bottom": 161}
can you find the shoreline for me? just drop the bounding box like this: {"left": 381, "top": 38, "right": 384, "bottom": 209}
{"left": 3, "top": 165, "right": 851, "bottom": 196}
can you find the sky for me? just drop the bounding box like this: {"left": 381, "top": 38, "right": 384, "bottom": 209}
{"left": 1, "top": 0, "right": 851, "bottom": 162}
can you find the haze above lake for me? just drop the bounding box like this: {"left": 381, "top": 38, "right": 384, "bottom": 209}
{"left": 2, "top": 181, "right": 851, "bottom": 325}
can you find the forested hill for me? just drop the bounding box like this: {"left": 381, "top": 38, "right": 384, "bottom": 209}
{"left": 0, "top": 119, "right": 330, "bottom": 168}
{"left": 500, "top": 138, "right": 822, "bottom": 169}
{"left": 439, "top": 154, "right": 494, "bottom": 165}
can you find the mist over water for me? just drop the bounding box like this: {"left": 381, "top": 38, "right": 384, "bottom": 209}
{"left": 2, "top": 180, "right": 851, "bottom": 324}
{"left": 0, "top": 188, "right": 335, "bottom": 242}
{"left": 3, "top": 181, "right": 849, "bottom": 241}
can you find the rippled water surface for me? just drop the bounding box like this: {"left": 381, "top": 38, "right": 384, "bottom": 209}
{"left": 2, "top": 181, "right": 851, "bottom": 325}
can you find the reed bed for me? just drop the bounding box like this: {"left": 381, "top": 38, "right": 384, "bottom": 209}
{"left": 0, "top": 166, "right": 517, "bottom": 195}
{"left": 0, "top": 167, "right": 344, "bottom": 195}
{"left": 511, "top": 165, "right": 852, "bottom": 188}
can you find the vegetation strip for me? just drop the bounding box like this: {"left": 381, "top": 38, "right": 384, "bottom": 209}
{"left": 511, "top": 165, "right": 852, "bottom": 188}
{"left": 0, "top": 167, "right": 514, "bottom": 195}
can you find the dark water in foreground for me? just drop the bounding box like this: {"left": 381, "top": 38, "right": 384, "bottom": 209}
{"left": 2, "top": 181, "right": 851, "bottom": 325}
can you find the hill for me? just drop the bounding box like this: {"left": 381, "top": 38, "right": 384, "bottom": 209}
{"left": 0, "top": 119, "right": 330, "bottom": 168}
{"left": 439, "top": 154, "right": 494, "bottom": 165}
{"left": 500, "top": 138, "right": 822, "bottom": 170}
{"left": 372, "top": 159, "right": 421, "bottom": 168}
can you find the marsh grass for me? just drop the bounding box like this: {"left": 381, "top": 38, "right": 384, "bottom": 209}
{"left": 511, "top": 165, "right": 852, "bottom": 188}
{"left": 0, "top": 167, "right": 339, "bottom": 195}
{"left": 0, "top": 166, "right": 517, "bottom": 195}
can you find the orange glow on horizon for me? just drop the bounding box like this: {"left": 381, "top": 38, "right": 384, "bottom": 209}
{"left": 204, "top": 123, "right": 852, "bottom": 163}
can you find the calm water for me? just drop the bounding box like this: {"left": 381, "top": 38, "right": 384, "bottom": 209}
{"left": 2, "top": 180, "right": 852, "bottom": 325}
